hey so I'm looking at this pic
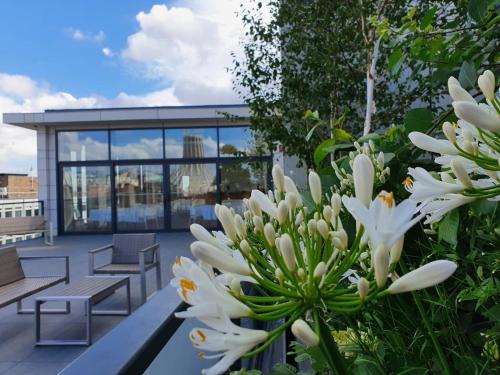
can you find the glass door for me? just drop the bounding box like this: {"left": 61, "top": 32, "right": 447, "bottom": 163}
{"left": 115, "top": 164, "right": 165, "bottom": 231}
{"left": 169, "top": 163, "right": 217, "bottom": 229}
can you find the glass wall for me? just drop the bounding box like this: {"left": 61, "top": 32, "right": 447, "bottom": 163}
{"left": 115, "top": 165, "right": 164, "bottom": 231}
{"left": 58, "top": 126, "right": 271, "bottom": 233}
{"left": 58, "top": 131, "right": 109, "bottom": 161}
{"left": 165, "top": 128, "right": 217, "bottom": 158}
{"left": 170, "top": 163, "right": 217, "bottom": 229}
{"left": 62, "top": 166, "right": 112, "bottom": 232}
{"left": 220, "top": 160, "right": 271, "bottom": 214}
{"left": 111, "top": 129, "right": 163, "bottom": 160}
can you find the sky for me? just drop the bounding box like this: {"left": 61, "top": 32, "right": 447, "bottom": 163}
{"left": 0, "top": 0, "right": 245, "bottom": 174}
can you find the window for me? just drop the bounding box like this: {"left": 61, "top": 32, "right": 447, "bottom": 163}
{"left": 111, "top": 129, "right": 163, "bottom": 160}
{"left": 219, "top": 127, "right": 268, "bottom": 157}
{"left": 165, "top": 128, "right": 217, "bottom": 159}
{"left": 34, "top": 208, "right": 39, "bottom": 216}
{"left": 58, "top": 131, "right": 109, "bottom": 161}
{"left": 62, "top": 166, "right": 112, "bottom": 232}
{"left": 5, "top": 209, "right": 12, "bottom": 218}
{"left": 26, "top": 209, "right": 32, "bottom": 217}
{"left": 15, "top": 209, "right": 22, "bottom": 217}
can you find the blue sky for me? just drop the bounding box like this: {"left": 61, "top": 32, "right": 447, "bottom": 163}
{"left": 0, "top": 0, "right": 243, "bottom": 173}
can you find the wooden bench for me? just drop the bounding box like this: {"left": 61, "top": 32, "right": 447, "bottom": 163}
{"left": 0, "top": 245, "right": 69, "bottom": 314}
{"left": 0, "top": 216, "right": 54, "bottom": 245}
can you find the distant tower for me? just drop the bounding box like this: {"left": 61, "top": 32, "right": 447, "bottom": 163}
{"left": 183, "top": 134, "right": 205, "bottom": 159}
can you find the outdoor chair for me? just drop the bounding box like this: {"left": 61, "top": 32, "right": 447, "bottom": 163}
{"left": 88, "top": 233, "right": 162, "bottom": 304}
{"left": 0, "top": 245, "right": 69, "bottom": 313}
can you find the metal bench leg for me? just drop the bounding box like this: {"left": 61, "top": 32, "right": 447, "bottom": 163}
{"left": 86, "top": 300, "right": 92, "bottom": 346}
{"left": 17, "top": 299, "right": 70, "bottom": 315}
{"left": 156, "top": 263, "right": 162, "bottom": 291}
{"left": 140, "top": 269, "right": 147, "bottom": 304}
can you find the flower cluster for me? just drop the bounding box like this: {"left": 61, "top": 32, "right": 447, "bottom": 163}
{"left": 170, "top": 162, "right": 458, "bottom": 375}
{"left": 331, "top": 140, "right": 390, "bottom": 196}
{"left": 407, "top": 70, "right": 499, "bottom": 223}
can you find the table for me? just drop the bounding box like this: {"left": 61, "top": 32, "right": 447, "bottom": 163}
{"left": 35, "top": 276, "right": 130, "bottom": 346}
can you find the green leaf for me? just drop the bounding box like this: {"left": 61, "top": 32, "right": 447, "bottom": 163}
{"left": 388, "top": 49, "right": 404, "bottom": 75}
{"left": 420, "top": 6, "right": 437, "bottom": 29}
{"left": 468, "top": 0, "right": 489, "bottom": 24}
{"left": 314, "top": 140, "right": 353, "bottom": 167}
{"left": 458, "top": 61, "right": 477, "bottom": 89}
{"left": 269, "top": 363, "right": 298, "bottom": 375}
{"left": 438, "top": 209, "right": 459, "bottom": 248}
{"left": 483, "top": 304, "right": 500, "bottom": 322}
{"left": 332, "top": 128, "right": 352, "bottom": 142}
{"left": 404, "top": 108, "right": 434, "bottom": 133}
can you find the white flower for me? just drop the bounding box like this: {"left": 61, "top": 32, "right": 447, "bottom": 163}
{"left": 374, "top": 245, "right": 389, "bottom": 288}
{"left": 352, "top": 154, "right": 374, "bottom": 207}
{"left": 277, "top": 200, "right": 289, "bottom": 224}
{"left": 389, "top": 235, "right": 405, "bottom": 264}
{"left": 447, "top": 76, "right": 475, "bottom": 103}
{"left": 357, "top": 277, "right": 369, "bottom": 300}
{"left": 191, "top": 312, "right": 268, "bottom": 375}
{"left": 190, "top": 224, "right": 231, "bottom": 254}
{"left": 450, "top": 159, "right": 473, "bottom": 189}
{"left": 442, "top": 122, "right": 456, "bottom": 143}
{"left": 452, "top": 101, "right": 500, "bottom": 132}
{"left": 408, "top": 132, "right": 458, "bottom": 155}
{"left": 342, "top": 191, "right": 424, "bottom": 250}
{"left": 316, "top": 219, "right": 330, "bottom": 239}
{"left": 215, "top": 204, "right": 238, "bottom": 242}
{"left": 408, "top": 167, "right": 465, "bottom": 201}
{"left": 191, "top": 241, "right": 252, "bottom": 276}
{"left": 420, "top": 194, "right": 476, "bottom": 224}
{"left": 309, "top": 170, "right": 322, "bottom": 205}
{"left": 313, "top": 262, "right": 327, "bottom": 278}
{"left": 250, "top": 190, "right": 277, "bottom": 218}
{"left": 171, "top": 256, "right": 251, "bottom": 319}
{"left": 279, "top": 234, "right": 297, "bottom": 272}
{"left": 284, "top": 176, "right": 303, "bottom": 206}
{"left": 388, "top": 260, "right": 457, "bottom": 294}
{"left": 272, "top": 164, "right": 285, "bottom": 192}
{"left": 478, "top": 70, "right": 496, "bottom": 101}
{"left": 291, "top": 319, "right": 319, "bottom": 347}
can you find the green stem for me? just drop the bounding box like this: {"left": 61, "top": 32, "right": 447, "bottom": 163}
{"left": 314, "top": 311, "right": 350, "bottom": 375}
{"left": 400, "top": 263, "right": 451, "bottom": 375}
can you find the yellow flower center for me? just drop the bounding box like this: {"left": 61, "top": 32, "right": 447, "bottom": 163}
{"left": 452, "top": 122, "right": 459, "bottom": 129}
{"left": 175, "top": 256, "right": 182, "bottom": 266}
{"left": 402, "top": 177, "right": 413, "bottom": 188}
{"left": 180, "top": 278, "right": 197, "bottom": 301}
{"left": 198, "top": 352, "right": 206, "bottom": 359}
{"left": 378, "top": 192, "right": 395, "bottom": 208}
{"left": 196, "top": 330, "right": 206, "bottom": 342}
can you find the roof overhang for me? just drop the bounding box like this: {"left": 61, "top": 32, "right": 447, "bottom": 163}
{"left": 2, "top": 104, "right": 250, "bottom": 130}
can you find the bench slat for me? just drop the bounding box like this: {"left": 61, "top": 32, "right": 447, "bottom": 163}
{"left": 0, "top": 277, "right": 65, "bottom": 308}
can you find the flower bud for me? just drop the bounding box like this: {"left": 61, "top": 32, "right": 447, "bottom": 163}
{"left": 191, "top": 241, "right": 251, "bottom": 276}
{"left": 243, "top": 210, "right": 252, "bottom": 221}
{"left": 230, "top": 277, "right": 242, "bottom": 296}
{"left": 331, "top": 193, "right": 342, "bottom": 216}
{"left": 239, "top": 239, "right": 251, "bottom": 256}
{"left": 297, "top": 268, "right": 305, "bottom": 281}
{"left": 264, "top": 223, "right": 276, "bottom": 247}
{"left": 377, "top": 152, "right": 385, "bottom": 168}
{"left": 316, "top": 219, "right": 330, "bottom": 240}
{"left": 291, "top": 319, "right": 319, "bottom": 347}
{"left": 275, "top": 268, "right": 284, "bottom": 284}
{"left": 478, "top": 70, "right": 495, "bottom": 101}
{"left": 408, "top": 132, "right": 458, "bottom": 155}
{"left": 277, "top": 201, "right": 289, "bottom": 224}
{"left": 298, "top": 224, "right": 305, "bottom": 237}
{"left": 279, "top": 234, "right": 296, "bottom": 272}
{"left": 272, "top": 164, "right": 285, "bottom": 192}
{"left": 295, "top": 211, "right": 304, "bottom": 226}
{"left": 451, "top": 159, "right": 473, "bottom": 189}
{"left": 285, "top": 192, "right": 299, "bottom": 210}
{"left": 442, "top": 122, "right": 456, "bottom": 143}
{"left": 216, "top": 205, "right": 238, "bottom": 241}
{"left": 313, "top": 262, "right": 327, "bottom": 278}
{"left": 352, "top": 154, "right": 374, "bottom": 207}
{"left": 462, "top": 140, "right": 478, "bottom": 155}
{"left": 357, "top": 277, "right": 369, "bottom": 300}
{"left": 389, "top": 235, "right": 404, "bottom": 264}
{"left": 268, "top": 190, "right": 275, "bottom": 202}
{"left": 253, "top": 215, "right": 264, "bottom": 232}
{"left": 309, "top": 171, "right": 322, "bottom": 205}
{"left": 284, "top": 176, "right": 303, "bottom": 206}
{"left": 248, "top": 197, "right": 262, "bottom": 217}
{"left": 452, "top": 101, "right": 500, "bottom": 132}
{"left": 447, "top": 76, "right": 475, "bottom": 102}
{"left": 251, "top": 190, "right": 277, "bottom": 218}
{"left": 388, "top": 260, "right": 457, "bottom": 294}
{"left": 307, "top": 219, "right": 317, "bottom": 236}
{"left": 322, "top": 205, "right": 333, "bottom": 223}
{"left": 374, "top": 245, "right": 389, "bottom": 288}
{"left": 234, "top": 214, "right": 247, "bottom": 238}
{"left": 332, "top": 229, "right": 348, "bottom": 251}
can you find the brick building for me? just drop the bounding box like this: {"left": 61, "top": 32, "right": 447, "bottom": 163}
{"left": 0, "top": 173, "right": 38, "bottom": 199}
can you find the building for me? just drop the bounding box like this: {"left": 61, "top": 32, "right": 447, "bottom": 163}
{"left": 3, "top": 104, "right": 300, "bottom": 236}
{"left": 0, "top": 173, "right": 38, "bottom": 199}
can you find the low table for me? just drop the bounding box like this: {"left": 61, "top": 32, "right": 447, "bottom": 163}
{"left": 35, "top": 276, "right": 131, "bottom": 346}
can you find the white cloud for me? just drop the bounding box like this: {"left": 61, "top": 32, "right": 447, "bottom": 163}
{"left": 65, "top": 28, "right": 106, "bottom": 43}
{"left": 122, "top": 1, "right": 243, "bottom": 104}
{"left": 102, "top": 47, "right": 114, "bottom": 57}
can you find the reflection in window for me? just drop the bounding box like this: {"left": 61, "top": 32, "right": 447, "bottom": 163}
{"left": 115, "top": 165, "right": 164, "bottom": 231}
{"left": 165, "top": 128, "right": 217, "bottom": 159}
{"left": 62, "top": 166, "right": 111, "bottom": 232}
{"left": 220, "top": 160, "right": 271, "bottom": 214}
{"left": 219, "top": 127, "right": 268, "bottom": 157}
{"left": 170, "top": 163, "right": 217, "bottom": 229}
{"left": 111, "top": 129, "right": 163, "bottom": 160}
{"left": 58, "top": 131, "right": 109, "bottom": 161}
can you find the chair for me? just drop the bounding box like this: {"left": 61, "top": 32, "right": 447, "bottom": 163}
{"left": 88, "top": 233, "right": 162, "bottom": 304}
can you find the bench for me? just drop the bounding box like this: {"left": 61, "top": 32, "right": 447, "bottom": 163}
{"left": 0, "top": 216, "right": 54, "bottom": 245}
{"left": 0, "top": 245, "right": 69, "bottom": 314}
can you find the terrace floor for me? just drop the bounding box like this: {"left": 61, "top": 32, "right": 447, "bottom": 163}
{"left": 0, "top": 232, "right": 193, "bottom": 375}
